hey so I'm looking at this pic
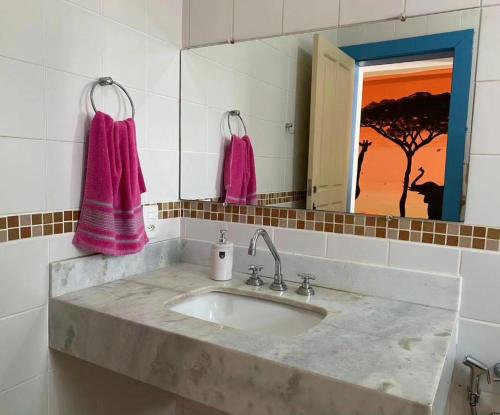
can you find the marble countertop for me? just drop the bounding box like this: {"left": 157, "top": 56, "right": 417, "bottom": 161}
{"left": 49, "top": 262, "right": 457, "bottom": 415}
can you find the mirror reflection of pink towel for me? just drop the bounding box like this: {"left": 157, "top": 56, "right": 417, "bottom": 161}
{"left": 224, "top": 135, "right": 257, "bottom": 205}
{"left": 73, "top": 112, "right": 148, "bottom": 256}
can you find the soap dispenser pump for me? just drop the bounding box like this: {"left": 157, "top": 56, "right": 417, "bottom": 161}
{"left": 211, "top": 230, "right": 233, "bottom": 281}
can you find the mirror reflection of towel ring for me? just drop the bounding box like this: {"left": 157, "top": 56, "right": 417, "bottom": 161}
{"left": 90, "top": 77, "right": 136, "bottom": 119}
{"left": 227, "top": 110, "right": 247, "bottom": 136}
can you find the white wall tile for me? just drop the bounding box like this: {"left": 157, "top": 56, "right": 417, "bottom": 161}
{"left": 0, "top": 0, "right": 43, "bottom": 64}
{"left": 461, "top": 250, "right": 500, "bottom": 323}
{"left": 388, "top": 241, "right": 460, "bottom": 275}
{"left": 45, "top": 69, "right": 94, "bottom": 143}
{"left": 339, "top": 0, "right": 403, "bottom": 25}
{"left": 65, "top": 0, "right": 99, "bottom": 12}
{"left": 326, "top": 234, "right": 388, "bottom": 265}
{"left": 274, "top": 229, "right": 326, "bottom": 257}
{"left": 147, "top": 94, "right": 179, "bottom": 150}
{"left": 156, "top": 217, "right": 181, "bottom": 241}
{"left": 476, "top": 5, "right": 500, "bottom": 81}
{"left": 147, "top": 37, "right": 180, "bottom": 98}
{"left": 283, "top": 0, "right": 339, "bottom": 33}
{"left": 470, "top": 81, "right": 500, "bottom": 154}
{"left": 49, "top": 234, "right": 87, "bottom": 263}
{"left": 0, "top": 138, "right": 46, "bottom": 215}
{"left": 0, "top": 239, "right": 48, "bottom": 319}
{"left": 45, "top": 141, "right": 85, "bottom": 211}
{"left": 44, "top": 0, "right": 101, "bottom": 78}
{"left": 102, "top": 20, "right": 147, "bottom": 90}
{"left": 394, "top": 16, "right": 427, "bottom": 38}
{"left": 183, "top": 217, "right": 227, "bottom": 241}
{"left": 181, "top": 102, "right": 207, "bottom": 153}
{"left": 483, "top": 0, "right": 500, "bottom": 5}
{"left": 0, "top": 375, "right": 47, "bottom": 415}
{"left": 0, "top": 307, "right": 47, "bottom": 392}
{"left": 234, "top": 0, "right": 283, "bottom": 40}
{"left": 147, "top": 0, "right": 183, "bottom": 46}
{"left": 180, "top": 152, "right": 207, "bottom": 199}
{"left": 181, "top": 51, "right": 210, "bottom": 105}
{"left": 426, "top": 10, "right": 462, "bottom": 34}
{"left": 102, "top": 0, "right": 147, "bottom": 32}
{"left": 102, "top": 86, "right": 147, "bottom": 147}
{"left": 464, "top": 155, "right": 500, "bottom": 226}
{"left": 0, "top": 57, "right": 44, "bottom": 139}
{"left": 189, "top": 0, "right": 233, "bottom": 46}
{"left": 226, "top": 223, "right": 274, "bottom": 248}
{"left": 207, "top": 108, "right": 228, "bottom": 154}
{"left": 206, "top": 153, "right": 224, "bottom": 198}
{"left": 363, "top": 20, "right": 396, "bottom": 42}
{"left": 143, "top": 149, "right": 179, "bottom": 203}
{"left": 406, "top": 0, "right": 479, "bottom": 16}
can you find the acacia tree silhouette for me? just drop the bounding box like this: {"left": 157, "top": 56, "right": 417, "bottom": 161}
{"left": 361, "top": 92, "right": 450, "bottom": 217}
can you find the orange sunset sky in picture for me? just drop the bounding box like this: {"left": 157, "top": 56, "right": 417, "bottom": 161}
{"left": 355, "top": 67, "right": 453, "bottom": 219}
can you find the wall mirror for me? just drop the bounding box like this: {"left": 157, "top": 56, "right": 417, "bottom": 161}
{"left": 180, "top": 10, "right": 479, "bottom": 222}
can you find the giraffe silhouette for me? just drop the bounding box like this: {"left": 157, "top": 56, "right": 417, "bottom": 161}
{"left": 409, "top": 167, "right": 444, "bottom": 220}
{"left": 356, "top": 140, "right": 372, "bottom": 199}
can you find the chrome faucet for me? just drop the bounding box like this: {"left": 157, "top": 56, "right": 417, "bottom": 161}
{"left": 248, "top": 229, "right": 287, "bottom": 292}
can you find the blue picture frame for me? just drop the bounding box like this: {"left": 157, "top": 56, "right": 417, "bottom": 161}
{"left": 341, "top": 29, "right": 474, "bottom": 222}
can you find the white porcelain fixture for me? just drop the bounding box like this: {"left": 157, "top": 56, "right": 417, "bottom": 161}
{"left": 169, "top": 291, "right": 325, "bottom": 336}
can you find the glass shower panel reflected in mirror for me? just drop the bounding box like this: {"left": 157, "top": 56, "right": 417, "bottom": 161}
{"left": 180, "top": 10, "right": 479, "bottom": 222}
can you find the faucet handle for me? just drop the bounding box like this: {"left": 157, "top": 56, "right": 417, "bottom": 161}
{"left": 298, "top": 273, "right": 316, "bottom": 283}
{"left": 248, "top": 265, "right": 264, "bottom": 275}
{"left": 297, "top": 273, "right": 316, "bottom": 296}
{"left": 246, "top": 265, "right": 264, "bottom": 287}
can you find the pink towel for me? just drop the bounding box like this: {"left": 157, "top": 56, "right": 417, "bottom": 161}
{"left": 224, "top": 135, "right": 257, "bottom": 205}
{"left": 73, "top": 111, "right": 148, "bottom": 256}
{"left": 242, "top": 135, "right": 257, "bottom": 205}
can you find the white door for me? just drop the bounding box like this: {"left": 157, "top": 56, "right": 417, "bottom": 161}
{"left": 307, "top": 34, "right": 356, "bottom": 211}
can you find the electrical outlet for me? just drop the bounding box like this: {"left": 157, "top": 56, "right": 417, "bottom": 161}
{"left": 143, "top": 205, "right": 159, "bottom": 239}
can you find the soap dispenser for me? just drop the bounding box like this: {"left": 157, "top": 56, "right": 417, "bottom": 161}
{"left": 211, "top": 230, "right": 233, "bottom": 281}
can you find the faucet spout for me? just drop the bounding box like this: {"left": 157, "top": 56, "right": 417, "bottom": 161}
{"left": 248, "top": 229, "right": 287, "bottom": 291}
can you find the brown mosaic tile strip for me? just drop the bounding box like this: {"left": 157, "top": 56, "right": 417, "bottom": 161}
{"left": 208, "top": 191, "right": 307, "bottom": 206}
{"left": 0, "top": 210, "right": 81, "bottom": 243}
{"left": 0, "top": 203, "right": 182, "bottom": 246}
{"left": 181, "top": 200, "right": 500, "bottom": 253}
{"left": 2, "top": 199, "right": 500, "bottom": 254}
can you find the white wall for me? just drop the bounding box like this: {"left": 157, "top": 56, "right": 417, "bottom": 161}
{"left": 180, "top": 36, "right": 312, "bottom": 199}
{"left": 0, "top": 0, "right": 182, "bottom": 413}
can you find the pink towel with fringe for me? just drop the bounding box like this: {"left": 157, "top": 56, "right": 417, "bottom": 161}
{"left": 224, "top": 135, "right": 257, "bottom": 205}
{"left": 73, "top": 111, "right": 148, "bottom": 256}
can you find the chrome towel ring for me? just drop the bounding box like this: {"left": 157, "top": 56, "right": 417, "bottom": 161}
{"left": 90, "top": 77, "right": 136, "bottom": 119}
{"left": 227, "top": 110, "right": 247, "bottom": 136}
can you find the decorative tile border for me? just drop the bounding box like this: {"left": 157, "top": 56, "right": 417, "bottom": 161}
{"left": 1, "top": 199, "right": 500, "bottom": 253}
{"left": 157, "top": 201, "right": 182, "bottom": 219}
{"left": 208, "top": 191, "right": 307, "bottom": 206}
{"left": 181, "top": 200, "right": 500, "bottom": 253}
{"left": 0, "top": 210, "right": 80, "bottom": 243}
{"left": 0, "top": 203, "right": 181, "bottom": 244}
{"left": 256, "top": 191, "right": 306, "bottom": 206}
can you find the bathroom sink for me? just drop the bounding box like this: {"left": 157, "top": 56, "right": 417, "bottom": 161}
{"left": 169, "top": 291, "right": 325, "bottom": 336}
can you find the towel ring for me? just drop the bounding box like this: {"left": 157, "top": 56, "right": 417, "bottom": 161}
{"left": 90, "top": 77, "right": 136, "bottom": 119}
{"left": 227, "top": 110, "right": 247, "bottom": 136}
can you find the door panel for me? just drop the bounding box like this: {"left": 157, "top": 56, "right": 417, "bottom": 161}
{"left": 307, "top": 34, "right": 355, "bottom": 211}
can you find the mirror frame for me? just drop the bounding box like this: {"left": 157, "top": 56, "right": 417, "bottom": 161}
{"left": 341, "top": 29, "right": 474, "bottom": 222}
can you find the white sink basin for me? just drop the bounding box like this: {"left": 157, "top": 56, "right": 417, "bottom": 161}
{"left": 169, "top": 291, "right": 325, "bottom": 336}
